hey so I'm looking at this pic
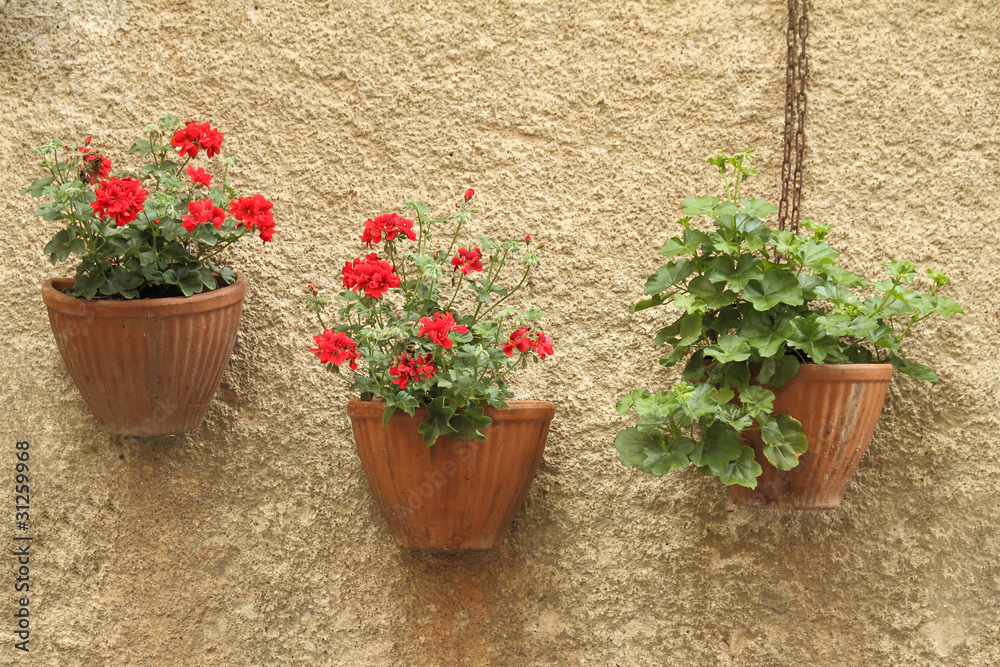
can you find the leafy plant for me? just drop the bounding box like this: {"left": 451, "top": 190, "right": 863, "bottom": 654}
{"left": 306, "top": 190, "right": 553, "bottom": 446}
{"left": 615, "top": 150, "right": 962, "bottom": 488}
{"left": 22, "top": 116, "right": 275, "bottom": 299}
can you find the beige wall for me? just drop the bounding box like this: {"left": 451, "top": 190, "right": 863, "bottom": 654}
{"left": 2, "top": 0, "right": 998, "bottom": 664}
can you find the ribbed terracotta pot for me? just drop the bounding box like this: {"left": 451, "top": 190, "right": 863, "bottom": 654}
{"left": 729, "top": 363, "right": 894, "bottom": 510}
{"left": 41, "top": 273, "right": 247, "bottom": 436}
{"left": 348, "top": 399, "right": 556, "bottom": 550}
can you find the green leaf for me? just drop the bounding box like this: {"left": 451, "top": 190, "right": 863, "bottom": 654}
{"left": 614, "top": 427, "right": 663, "bottom": 468}
{"left": 759, "top": 413, "right": 808, "bottom": 470}
{"left": 653, "top": 320, "right": 681, "bottom": 347}
{"left": 128, "top": 140, "right": 152, "bottom": 156}
{"left": 743, "top": 272, "right": 804, "bottom": 311}
{"left": 884, "top": 260, "right": 918, "bottom": 282}
{"left": 816, "top": 313, "right": 852, "bottom": 338}
{"left": 672, "top": 294, "right": 707, "bottom": 314}
{"left": 381, "top": 405, "right": 398, "bottom": 428}
{"left": 739, "top": 199, "right": 778, "bottom": 218}
{"left": 758, "top": 353, "right": 799, "bottom": 387}
{"left": 796, "top": 240, "right": 840, "bottom": 269}
{"left": 676, "top": 313, "right": 703, "bottom": 347}
{"left": 787, "top": 318, "right": 842, "bottom": 363}
{"left": 417, "top": 397, "right": 457, "bottom": 447}
{"left": 641, "top": 436, "right": 696, "bottom": 476}
{"left": 20, "top": 176, "right": 55, "bottom": 197}
{"left": 644, "top": 259, "right": 694, "bottom": 295}
{"left": 689, "top": 422, "right": 742, "bottom": 474}
{"left": 688, "top": 275, "right": 738, "bottom": 309}
{"left": 681, "top": 350, "right": 707, "bottom": 381}
{"left": 889, "top": 356, "right": 938, "bottom": 384}
{"left": 681, "top": 196, "right": 737, "bottom": 218}
{"left": 72, "top": 270, "right": 107, "bottom": 300}
{"left": 743, "top": 311, "right": 795, "bottom": 358}
{"left": 719, "top": 446, "right": 762, "bottom": 488}
{"left": 450, "top": 406, "right": 492, "bottom": 440}
{"left": 772, "top": 230, "right": 804, "bottom": 256}
{"left": 630, "top": 293, "right": 668, "bottom": 313}
{"left": 659, "top": 229, "right": 711, "bottom": 258}
{"left": 703, "top": 334, "right": 752, "bottom": 363}
{"left": 616, "top": 390, "right": 648, "bottom": 415}
{"left": 738, "top": 386, "right": 775, "bottom": 419}
{"left": 43, "top": 229, "right": 86, "bottom": 262}
{"left": 216, "top": 266, "right": 237, "bottom": 285}
{"left": 709, "top": 361, "right": 750, "bottom": 390}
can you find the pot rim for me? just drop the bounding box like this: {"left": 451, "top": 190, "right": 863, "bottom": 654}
{"left": 787, "top": 362, "right": 894, "bottom": 380}
{"left": 348, "top": 398, "right": 556, "bottom": 423}
{"left": 42, "top": 271, "right": 247, "bottom": 318}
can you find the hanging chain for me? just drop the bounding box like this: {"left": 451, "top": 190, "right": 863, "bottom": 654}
{"left": 778, "top": 0, "right": 809, "bottom": 234}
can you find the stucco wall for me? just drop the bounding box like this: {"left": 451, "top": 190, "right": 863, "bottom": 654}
{"left": 1, "top": 0, "right": 998, "bottom": 664}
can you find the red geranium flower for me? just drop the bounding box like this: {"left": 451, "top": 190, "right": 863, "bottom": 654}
{"left": 186, "top": 165, "right": 213, "bottom": 188}
{"left": 451, "top": 247, "right": 483, "bottom": 275}
{"left": 228, "top": 194, "right": 276, "bottom": 243}
{"left": 341, "top": 253, "right": 401, "bottom": 299}
{"left": 389, "top": 353, "right": 436, "bottom": 389}
{"left": 90, "top": 177, "right": 148, "bottom": 227}
{"left": 310, "top": 330, "right": 360, "bottom": 369}
{"left": 360, "top": 213, "right": 416, "bottom": 248}
{"left": 503, "top": 326, "right": 533, "bottom": 356}
{"left": 464, "top": 188, "right": 475, "bottom": 201}
{"left": 171, "top": 120, "right": 224, "bottom": 158}
{"left": 199, "top": 126, "right": 223, "bottom": 158}
{"left": 182, "top": 199, "right": 226, "bottom": 232}
{"left": 532, "top": 330, "right": 554, "bottom": 359}
{"left": 417, "top": 312, "right": 468, "bottom": 349}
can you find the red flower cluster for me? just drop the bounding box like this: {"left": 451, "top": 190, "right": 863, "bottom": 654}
{"left": 171, "top": 120, "right": 224, "bottom": 158}
{"left": 451, "top": 247, "right": 483, "bottom": 275}
{"left": 310, "top": 330, "right": 360, "bottom": 369}
{"left": 503, "top": 327, "right": 554, "bottom": 359}
{"left": 91, "top": 177, "right": 148, "bottom": 227}
{"left": 360, "top": 213, "right": 416, "bottom": 248}
{"left": 418, "top": 312, "right": 469, "bottom": 349}
{"left": 182, "top": 199, "right": 226, "bottom": 232}
{"left": 228, "top": 194, "right": 275, "bottom": 243}
{"left": 389, "top": 353, "right": 436, "bottom": 389}
{"left": 186, "top": 165, "right": 213, "bottom": 188}
{"left": 533, "top": 331, "right": 554, "bottom": 359}
{"left": 342, "top": 253, "right": 401, "bottom": 299}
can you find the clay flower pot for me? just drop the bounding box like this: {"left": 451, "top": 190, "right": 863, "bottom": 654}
{"left": 41, "top": 272, "right": 247, "bottom": 436}
{"left": 730, "top": 363, "right": 894, "bottom": 510}
{"left": 348, "top": 399, "right": 556, "bottom": 550}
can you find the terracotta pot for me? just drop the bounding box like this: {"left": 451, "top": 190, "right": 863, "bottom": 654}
{"left": 348, "top": 399, "right": 556, "bottom": 550}
{"left": 41, "top": 273, "right": 247, "bottom": 436}
{"left": 729, "top": 363, "right": 894, "bottom": 510}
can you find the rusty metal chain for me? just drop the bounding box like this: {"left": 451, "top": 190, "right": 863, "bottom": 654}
{"left": 778, "top": 0, "right": 809, "bottom": 234}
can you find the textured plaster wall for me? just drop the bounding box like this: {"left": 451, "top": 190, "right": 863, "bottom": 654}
{"left": 1, "top": 0, "right": 998, "bottom": 664}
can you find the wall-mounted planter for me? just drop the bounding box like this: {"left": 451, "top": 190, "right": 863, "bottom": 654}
{"left": 41, "top": 272, "right": 247, "bottom": 436}
{"left": 348, "top": 399, "right": 555, "bottom": 550}
{"left": 730, "top": 363, "right": 894, "bottom": 510}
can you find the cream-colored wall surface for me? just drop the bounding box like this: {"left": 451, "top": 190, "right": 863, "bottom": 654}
{"left": 1, "top": 0, "right": 998, "bottom": 664}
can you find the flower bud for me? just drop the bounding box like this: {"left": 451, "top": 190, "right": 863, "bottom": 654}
{"left": 464, "top": 188, "right": 475, "bottom": 201}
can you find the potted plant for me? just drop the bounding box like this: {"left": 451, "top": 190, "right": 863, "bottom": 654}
{"left": 614, "top": 150, "right": 961, "bottom": 509}
{"left": 24, "top": 116, "right": 276, "bottom": 436}
{"left": 305, "top": 189, "right": 555, "bottom": 549}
